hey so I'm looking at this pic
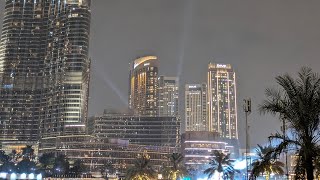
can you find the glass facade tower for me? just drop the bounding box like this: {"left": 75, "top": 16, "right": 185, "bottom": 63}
{"left": 185, "top": 84, "right": 207, "bottom": 131}
{"left": 0, "top": 0, "right": 91, "bottom": 146}
{"left": 207, "top": 63, "right": 238, "bottom": 139}
{"left": 158, "top": 76, "right": 179, "bottom": 117}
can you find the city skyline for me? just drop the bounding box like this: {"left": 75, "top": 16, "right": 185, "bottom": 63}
{"left": 1, "top": 0, "right": 320, "bottom": 147}
{"left": 1, "top": 1, "right": 320, "bottom": 179}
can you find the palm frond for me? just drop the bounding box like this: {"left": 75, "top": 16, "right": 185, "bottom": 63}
{"left": 260, "top": 67, "right": 320, "bottom": 180}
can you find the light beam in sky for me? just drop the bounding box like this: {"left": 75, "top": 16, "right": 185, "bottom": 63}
{"left": 176, "top": 0, "right": 193, "bottom": 81}
{"left": 92, "top": 64, "right": 127, "bottom": 106}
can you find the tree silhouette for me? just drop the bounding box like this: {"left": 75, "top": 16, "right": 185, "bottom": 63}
{"left": 16, "top": 158, "right": 37, "bottom": 173}
{"left": 125, "top": 153, "right": 156, "bottom": 180}
{"left": 260, "top": 67, "right": 320, "bottom": 180}
{"left": 21, "top": 145, "right": 35, "bottom": 160}
{"left": 53, "top": 154, "right": 70, "bottom": 175}
{"left": 250, "top": 145, "right": 284, "bottom": 180}
{"left": 204, "top": 150, "right": 236, "bottom": 180}
{"left": 70, "top": 159, "right": 87, "bottom": 175}
{"left": 162, "top": 153, "right": 187, "bottom": 180}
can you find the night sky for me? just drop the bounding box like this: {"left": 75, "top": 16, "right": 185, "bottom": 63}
{"left": 1, "top": 0, "right": 320, "bottom": 148}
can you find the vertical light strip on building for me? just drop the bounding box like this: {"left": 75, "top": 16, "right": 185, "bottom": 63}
{"left": 227, "top": 72, "right": 231, "bottom": 138}
{"left": 216, "top": 69, "right": 220, "bottom": 134}
{"left": 207, "top": 63, "right": 238, "bottom": 139}
{"left": 233, "top": 72, "right": 238, "bottom": 139}
{"left": 207, "top": 72, "right": 212, "bottom": 131}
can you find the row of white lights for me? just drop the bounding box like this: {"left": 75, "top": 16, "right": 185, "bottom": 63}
{"left": 0, "top": 172, "right": 42, "bottom": 180}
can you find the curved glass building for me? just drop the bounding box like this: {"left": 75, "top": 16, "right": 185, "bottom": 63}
{"left": 129, "top": 56, "right": 158, "bottom": 116}
{"left": 0, "top": 0, "right": 91, "bottom": 148}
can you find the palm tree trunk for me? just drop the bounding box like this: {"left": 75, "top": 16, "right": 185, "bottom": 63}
{"left": 266, "top": 171, "right": 270, "bottom": 180}
{"left": 305, "top": 154, "right": 314, "bottom": 180}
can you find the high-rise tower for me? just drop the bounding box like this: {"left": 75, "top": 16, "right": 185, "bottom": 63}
{"left": 158, "top": 76, "right": 179, "bottom": 117}
{"left": 0, "top": 0, "right": 91, "bottom": 146}
{"left": 185, "top": 84, "right": 207, "bottom": 131}
{"left": 129, "top": 56, "right": 158, "bottom": 116}
{"left": 207, "top": 63, "right": 238, "bottom": 139}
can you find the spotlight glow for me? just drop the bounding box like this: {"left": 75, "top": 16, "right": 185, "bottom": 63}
{"left": 0, "top": 172, "right": 7, "bottom": 179}
{"left": 233, "top": 159, "right": 247, "bottom": 170}
{"left": 176, "top": 0, "right": 193, "bottom": 79}
{"left": 28, "top": 173, "right": 35, "bottom": 179}
{"left": 36, "top": 174, "right": 42, "bottom": 180}
{"left": 10, "top": 173, "right": 16, "bottom": 180}
{"left": 93, "top": 64, "right": 127, "bottom": 106}
{"left": 20, "top": 173, "right": 27, "bottom": 179}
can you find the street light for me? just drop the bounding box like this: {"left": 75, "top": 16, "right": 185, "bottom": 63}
{"left": 243, "top": 98, "right": 251, "bottom": 180}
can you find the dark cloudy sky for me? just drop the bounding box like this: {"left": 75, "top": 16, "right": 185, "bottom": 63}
{"left": 1, "top": 0, "right": 320, "bottom": 148}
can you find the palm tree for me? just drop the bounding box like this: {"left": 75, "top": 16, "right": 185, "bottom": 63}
{"left": 250, "top": 145, "right": 284, "bottom": 180}
{"left": 9, "top": 150, "right": 20, "bottom": 164}
{"left": 162, "top": 153, "right": 187, "bottom": 180}
{"left": 16, "top": 158, "right": 37, "bottom": 173}
{"left": 0, "top": 161, "right": 16, "bottom": 173}
{"left": 204, "top": 150, "right": 236, "bottom": 180}
{"left": 100, "top": 160, "right": 114, "bottom": 179}
{"left": 314, "top": 155, "right": 320, "bottom": 179}
{"left": 38, "top": 152, "right": 55, "bottom": 171}
{"left": 53, "top": 154, "right": 70, "bottom": 175}
{"left": 125, "top": 153, "right": 156, "bottom": 180}
{"left": 260, "top": 67, "right": 320, "bottom": 180}
{"left": 0, "top": 150, "right": 10, "bottom": 164}
{"left": 21, "top": 145, "right": 35, "bottom": 160}
{"left": 70, "top": 159, "right": 87, "bottom": 176}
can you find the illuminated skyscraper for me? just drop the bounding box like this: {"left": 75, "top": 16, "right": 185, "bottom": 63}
{"left": 185, "top": 84, "right": 207, "bottom": 131}
{"left": 207, "top": 63, "right": 238, "bottom": 139}
{"left": 129, "top": 56, "right": 158, "bottom": 116}
{"left": 158, "top": 76, "right": 179, "bottom": 117}
{"left": 0, "top": 0, "right": 91, "bottom": 146}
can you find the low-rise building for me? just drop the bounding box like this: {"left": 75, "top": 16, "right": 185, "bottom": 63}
{"left": 51, "top": 135, "right": 177, "bottom": 174}
{"left": 89, "top": 112, "right": 181, "bottom": 147}
{"left": 181, "top": 131, "right": 238, "bottom": 172}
